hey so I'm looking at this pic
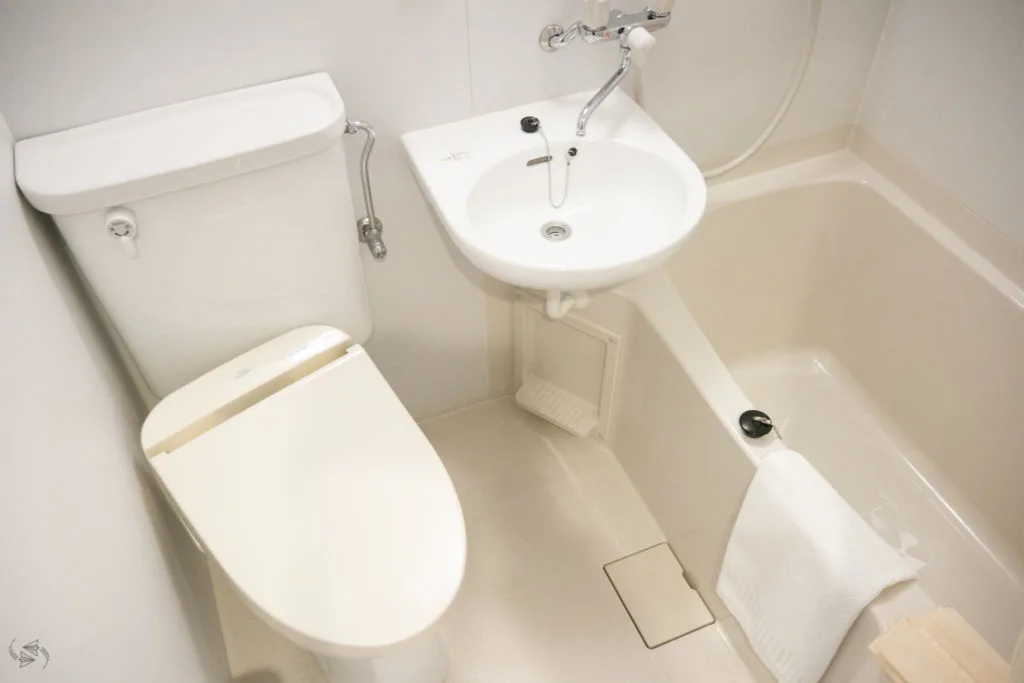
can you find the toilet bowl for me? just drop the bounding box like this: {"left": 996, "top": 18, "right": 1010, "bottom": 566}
{"left": 140, "top": 326, "right": 467, "bottom": 683}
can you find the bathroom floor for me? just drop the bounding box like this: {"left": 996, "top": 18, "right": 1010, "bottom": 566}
{"left": 219, "top": 398, "right": 757, "bottom": 683}
{"left": 423, "top": 399, "right": 756, "bottom": 683}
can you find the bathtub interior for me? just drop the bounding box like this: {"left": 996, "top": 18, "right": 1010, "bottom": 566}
{"left": 661, "top": 180, "right": 1024, "bottom": 656}
{"left": 515, "top": 168, "right": 1023, "bottom": 679}
{"left": 587, "top": 287, "right": 934, "bottom": 683}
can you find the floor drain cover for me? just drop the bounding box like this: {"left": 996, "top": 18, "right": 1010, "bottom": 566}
{"left": 604, "top": 543, "right": 715, "bottom": 648}
{"left": 541, "top": 222, "right": 571, "bottom": 242}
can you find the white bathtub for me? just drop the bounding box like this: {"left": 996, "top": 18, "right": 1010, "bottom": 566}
{"left": 585, "top": 152, "right": 1024, "bottom": 680}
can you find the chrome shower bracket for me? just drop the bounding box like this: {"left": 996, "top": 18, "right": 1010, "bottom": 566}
{"left": 344, "top": 120, "right": 388, "bottom": 261}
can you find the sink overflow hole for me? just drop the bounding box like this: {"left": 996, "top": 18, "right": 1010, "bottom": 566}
{"left": 542, "top": 222, "right": 571, "bottom": 242}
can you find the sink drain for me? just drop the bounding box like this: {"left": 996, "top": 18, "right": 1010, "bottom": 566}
{"left": 541, "top": 221, "right": 572, "bottom": 242}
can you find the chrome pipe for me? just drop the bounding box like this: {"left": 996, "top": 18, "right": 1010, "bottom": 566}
{"left": 344, "top": 120, "right": 387, "bottom": 261}
{"left": 577, "top": 46, "right": 632, "bottom": 137}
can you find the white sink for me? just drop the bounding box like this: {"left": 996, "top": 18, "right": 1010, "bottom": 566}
{"left": 403, "top": 90, "right": 706, "bottom": 308}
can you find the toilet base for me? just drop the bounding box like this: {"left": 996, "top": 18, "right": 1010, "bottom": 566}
{"left": 316, "top": 631, "right": 448, "bottom": 683}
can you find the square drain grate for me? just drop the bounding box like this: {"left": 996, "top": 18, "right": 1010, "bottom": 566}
{"left": 604, "top": 543, "right": 715, "bottom": 648}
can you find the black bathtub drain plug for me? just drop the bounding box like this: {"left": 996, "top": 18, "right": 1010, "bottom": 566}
{"left": 739, "top": 409, "right": 775, "bottom": 439}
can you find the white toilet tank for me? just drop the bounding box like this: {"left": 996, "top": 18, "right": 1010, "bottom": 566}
{"left": 15, "top": 74, "right": 373, "bottom": 397}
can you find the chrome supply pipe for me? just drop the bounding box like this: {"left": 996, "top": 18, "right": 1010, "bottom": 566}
{"left": 344, "top": 120, "right": 387, "bottom": 260}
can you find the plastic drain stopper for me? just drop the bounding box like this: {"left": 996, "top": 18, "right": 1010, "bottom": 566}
{"left": 739, "top": 409, "right": 774, "bottom": 439}
{"left": 520, "top": 116, "right": 540, "bottom": 133}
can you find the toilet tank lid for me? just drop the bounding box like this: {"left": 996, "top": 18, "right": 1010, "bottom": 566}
{"left": 14, "top": 72, "right": 347, "bottom": 216}
{"left": 141, "top": 326, "right": 353, "bottom": 458}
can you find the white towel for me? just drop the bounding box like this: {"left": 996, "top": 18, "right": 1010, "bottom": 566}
{"left": 717, "top": 450, "right": 916, "bottom": 683}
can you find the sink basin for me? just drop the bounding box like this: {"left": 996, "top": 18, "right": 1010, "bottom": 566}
{"left": 402, "top": 89, "right": 706, "bottom": 294}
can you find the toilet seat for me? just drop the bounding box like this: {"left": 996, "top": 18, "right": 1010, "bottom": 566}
{"left": 143, "top": 333, "right": 466, "bottom": 659}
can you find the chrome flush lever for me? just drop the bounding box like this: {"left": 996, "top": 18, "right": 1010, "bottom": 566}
{"left": 344, "top": 120, "right": 388, "bottom": 261}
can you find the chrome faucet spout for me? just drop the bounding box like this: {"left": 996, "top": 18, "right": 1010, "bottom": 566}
{"left": 577, "top": 46, "right": 632, "bottom": 137}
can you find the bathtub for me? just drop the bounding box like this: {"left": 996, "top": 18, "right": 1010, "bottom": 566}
{"left": 584, "top": 152, "right": 1024, "bottom": 680}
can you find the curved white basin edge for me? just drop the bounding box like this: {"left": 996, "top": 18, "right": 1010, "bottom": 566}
{"left": 402, "top": 89, "right": 707, "bottom": 311}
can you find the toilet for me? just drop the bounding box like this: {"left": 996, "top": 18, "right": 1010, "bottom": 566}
{"left": 14, "top": 73, "right": 466, "bottom": 683}
{"left": 143, "top": 326, "right": 465, "bottom": 683}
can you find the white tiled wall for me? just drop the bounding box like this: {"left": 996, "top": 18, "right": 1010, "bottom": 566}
{"left": 857, "top": 0, "right": 1024, "bottom": 250}
{"left": 0, "top": 0, "right": 890, "bottom": 417}
{"left": 464, "top": 0, "right": 642, "bottom": 115}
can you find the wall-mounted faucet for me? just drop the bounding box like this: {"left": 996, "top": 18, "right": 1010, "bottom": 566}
{"left": 539, "top": 7, "right": 672, "bottom": 137}
{"left": 539, "top": 7, "right": 670, "bottom": 52}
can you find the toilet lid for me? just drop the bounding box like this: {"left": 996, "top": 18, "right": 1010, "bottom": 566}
{"left": 149, "top": 345, "right": 466, "bottom": 658}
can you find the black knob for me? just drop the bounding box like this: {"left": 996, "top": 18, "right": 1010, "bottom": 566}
{"left": 520, "top": 116, "right": 540, "bottom": 134}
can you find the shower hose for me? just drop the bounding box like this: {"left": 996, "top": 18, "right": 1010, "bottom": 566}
{"left": 637, "top": 0, "right": 824, "bottom": 179}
